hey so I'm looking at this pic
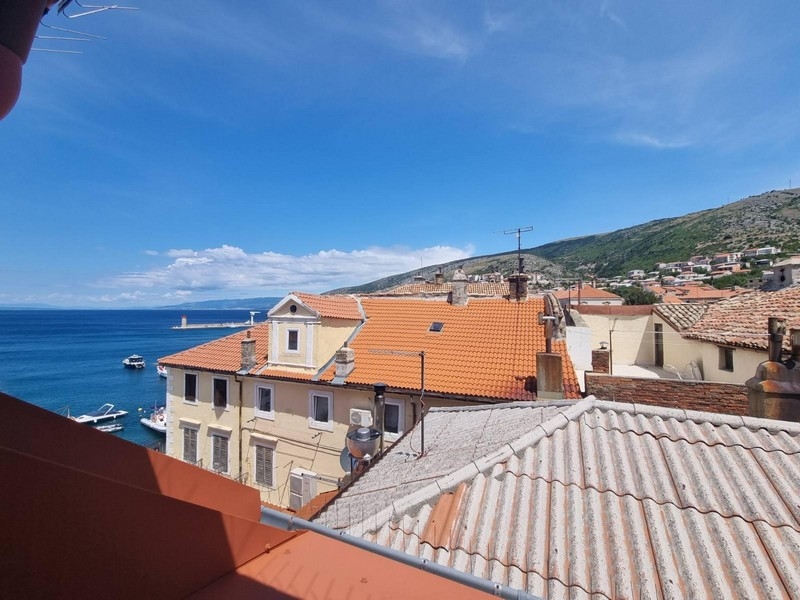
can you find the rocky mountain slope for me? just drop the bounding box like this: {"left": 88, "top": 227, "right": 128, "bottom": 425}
{"left": 330, "top": 188, "right": 800, "bottom": 293}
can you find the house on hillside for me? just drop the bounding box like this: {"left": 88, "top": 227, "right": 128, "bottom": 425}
{"left": 311, "top": 398, "right": 800, "bottom": 599}
{"left": 159, "top": 282, "right": 580, "bottom": 508}
{"left": 552, "top": 284, "right": 623, "bottom": 308}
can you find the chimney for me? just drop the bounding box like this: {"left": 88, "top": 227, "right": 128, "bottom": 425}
{"left": 535, "top": 352, "right": 563, "bottom": 400}
{"left": 450, "top": 268, "right": 468, "bottom": 306}
{"left": 507, "top": 272, "right": 529, "bottom": 301}
{"left": 373, "top": 382, "right": 386, "bottom": 454}
{"left": 334, "top": 345, "right": 355, "bottom": 379}
{"left": 434, "top": 269, "right": 444, "bottom": 285}
{"left": 768, "top": 317, "right": 786, "bottom": 362}
{"left": 240, "top": 331, "right": 256, "bottom": 372}
{"left": 746, "top": 320, "right": 800, "bottom": 423}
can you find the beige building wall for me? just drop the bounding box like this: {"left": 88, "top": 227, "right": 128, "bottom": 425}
{"left": 697, "top": 342, "right": 765, "bottom": 384}
{"left": 650, "top": 314, "right": 704, "bottom": 377}
{"left": 581, "top": 313, "right": 653, "bottom": 365}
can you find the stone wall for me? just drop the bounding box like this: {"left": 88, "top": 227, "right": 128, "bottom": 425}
{"left": 585, "top": 373, "right": 749, "bottom": 416}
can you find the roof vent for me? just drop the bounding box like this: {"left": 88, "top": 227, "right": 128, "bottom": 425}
{"left": 429, "top": 322, "right": 444, "bottom": 332}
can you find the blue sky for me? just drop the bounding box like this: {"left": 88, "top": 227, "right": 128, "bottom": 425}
{"left": 2, "top": 1, "right": 799, "bottom": 308}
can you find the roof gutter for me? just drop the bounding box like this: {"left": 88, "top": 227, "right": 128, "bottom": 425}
{"left": 259, "top": 506, "right": 542, "bottom": 600}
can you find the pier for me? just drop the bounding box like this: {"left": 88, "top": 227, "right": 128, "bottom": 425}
{"left": 171, "top": 312, "right": 258, "bottom": 330}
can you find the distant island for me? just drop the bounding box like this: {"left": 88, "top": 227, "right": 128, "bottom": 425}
{"left": 156, "top": 297, "right": 282, "bottom": 311}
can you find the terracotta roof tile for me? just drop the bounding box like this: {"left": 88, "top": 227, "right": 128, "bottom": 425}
{"left": 683, "top": 284, "right": 800, "bottom": 350}
{"left": 159, "top": 325, "right": 270, "bottom": 374}
{"left": 292, "top": 292, "right": 363, "bottom": 320}
{"left": 320, "top": 297, "right": 581, "bottom": 400}
{"left": 653, "top": 302, "right": 708, "bottom": 331}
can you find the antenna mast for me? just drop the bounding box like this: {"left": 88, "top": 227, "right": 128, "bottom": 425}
{"left": 503, "top": 226, "right": 533, "bottom": 273}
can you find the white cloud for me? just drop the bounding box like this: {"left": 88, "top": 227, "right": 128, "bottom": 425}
{"left": 99, "top": 243, "right": 474, "bottom": 301}
{"left": 615, "top": 132, "right": 693, "bottom": 149}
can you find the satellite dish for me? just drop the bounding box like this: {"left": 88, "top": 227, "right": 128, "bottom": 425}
{"left": 339, "top": 447, "right": 352, "bottom": 473}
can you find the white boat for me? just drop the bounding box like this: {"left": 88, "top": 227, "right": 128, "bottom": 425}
{"left": 123, "top": 354, "right": 146, "bottom": 369}
{"left": 73, "top": 403, "right": 128, "bottom": 424}
{"left": 95, "top": 423, "right": 124, "bottom": 433}
{"left": 140, "top": 406, "right": 166, "bottom": 434}
{"left": 156, "top": 364, "right": 167, "bottom": 378}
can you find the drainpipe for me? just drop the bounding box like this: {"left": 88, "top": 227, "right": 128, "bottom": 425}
{"left": 259, "top": 506, "right": 542, "bottom": 600}
{"left": 236, "top": 374, "right": 243, "bottom": 481}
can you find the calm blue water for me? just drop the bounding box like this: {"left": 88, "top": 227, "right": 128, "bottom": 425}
{"left": 0, "top": 310, "right": 260, "bottom": 448}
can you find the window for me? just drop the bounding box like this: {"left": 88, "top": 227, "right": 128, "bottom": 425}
{"left": 213, "top": 377, "right": 228, "bottom": 408}
{"left": 429, "top": 321, "right": 444, "bottom": 332}
{"left": 254, "top": 445, "right": 275, "bottom": 487}
{"left": 719, "top": 347, "right": 734, "bottom": 372}
{"left": 212, "top": 434, "right": 229, "bottom": 473}
{"left": 308, "top": 391, "right": 333, "bottom": 431}
{"left": 255, "top": 384, "right": 274, "bottom": 420}
{"left": 384, "top": 399, "right": 405, "bottom": 441}
{"left": 287, "top": 329, "right": 299, "bottom": 352}
{"left": 183, "top": 427, "right": 198, "bottom": 464}
{"left": 184, "top": 373, "right": 197, "bottom": 403}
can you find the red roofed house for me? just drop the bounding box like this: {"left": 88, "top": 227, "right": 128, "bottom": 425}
{"left": 552, "top": 284, "right": 624, "bottom": 308}
{"left": 159, "top": 281, "right": 581, "bottom": 508}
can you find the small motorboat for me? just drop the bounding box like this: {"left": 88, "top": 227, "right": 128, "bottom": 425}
{"left": 94, "top": 423, "right": 124, "bottom": 433}
{"left": 140, "top": 405, "right": 166, "bottom": 434}
{"left": 73, "top": 403, "right": 128, "bottom": 424}
{"left": 123, "top": 354, "right": 146, "bottom": 369}
{"left": 156, "top": 364, "right": 167, "bottom": 378}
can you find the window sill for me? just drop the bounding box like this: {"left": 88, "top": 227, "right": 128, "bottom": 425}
{"left": 254, "top": 411, "right": 275, "bottom": 421}
{"left": 307, "top": 418, "right": 333, "bottom": 433}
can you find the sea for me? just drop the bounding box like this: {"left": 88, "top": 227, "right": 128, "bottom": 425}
{"left": 0, "top": 309, "right": 260, "bottom": 449}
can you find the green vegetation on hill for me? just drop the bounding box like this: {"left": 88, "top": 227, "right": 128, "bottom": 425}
{"left": 531, "top": 189, "right": 800, "bottom": 277}
{"left": 330, "top": 188, "right": 800, "bottom": 293}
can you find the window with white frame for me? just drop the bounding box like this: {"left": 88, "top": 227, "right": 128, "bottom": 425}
{"left": 183, "top": 426, "right": 198, "bottom": 464}
{"left": 184, "top": 372, "right": 198, "bottom": 403}
{"left": 254, "top": 444, "right": 275, "bottom": 487}
{"left": 287, "top": 329, "right": 299, "bottom": 352}
{"left": 213, "top": 377, "right": 228, "bottom": 408}
{"left": 211, "top": 433, "right": 229, "bottom": 473}
{"left": 384, "top": 399, "right": 405, "bottom": 441}
{"left": 255, "top": 384, "right": 275, "bottom": 419}
{"left": 308, "top": 391, "right": 333, "bottom": 431}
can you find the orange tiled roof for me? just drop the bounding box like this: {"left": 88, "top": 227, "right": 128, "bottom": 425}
{"left": 552, "top": 285, "right": 622, "bottom": 300}
{"left": 159, "top": 325, "right": 270, "bottom": 374}
{"left": 683, "top": 285, "right": 800, "bottom": 350}
{"left": 292, "top": 292, "right": 363, "bottom": 320}
{"left": 320, "top": 297, "right": 581, "bottom": 400}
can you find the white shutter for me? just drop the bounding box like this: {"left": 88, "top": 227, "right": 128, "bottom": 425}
{"left": 212, "top": 434, "right": 228, "bottom": 473}
{"left": 183, "top": 428, "right": 197, "bottom": 463}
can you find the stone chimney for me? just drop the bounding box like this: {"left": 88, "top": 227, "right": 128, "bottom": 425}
{"left": 434, "top": 269, "right": 445, "bottom": 285}
{"left": 240, "top": 331, "right": 257, "bottom": 372}
{"left": 746, "top": 320, "right": 800, "bottom": 422}
{"left": 334, "top": 345, "right": 355, "bottom": 379}
{"left": 450, "top": 268, "right": 468, "bottom": 306}
{"left": 507, "top": 273, "right": 529, "bottom": 302}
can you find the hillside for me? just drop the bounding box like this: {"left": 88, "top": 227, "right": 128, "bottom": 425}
{"left": 533, "top": 188, "right": 800, "bottom": 276}
{"left": 331, "top": 188, "right": 800, "bottom": 293}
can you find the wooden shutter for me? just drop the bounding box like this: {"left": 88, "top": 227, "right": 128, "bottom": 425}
{"left": 183, "top": 428, "right": 197, "bottom": 463}
{"left": 212, "top": 434, "right": 228, "bottom": 472}
{"left": 255, "top": 445, "right": 273, "bottom": 487}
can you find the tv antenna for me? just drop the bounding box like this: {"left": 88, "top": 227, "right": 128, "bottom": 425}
{"left": 503, "top": 226, "right": 533, "bottom": 273}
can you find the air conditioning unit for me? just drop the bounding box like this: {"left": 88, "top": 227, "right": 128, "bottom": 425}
{"left": 349, "top": 408, "right": 373, "bottom": 427}
{"left": 289, "top": 467, "right": 318, "bottom": 511}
